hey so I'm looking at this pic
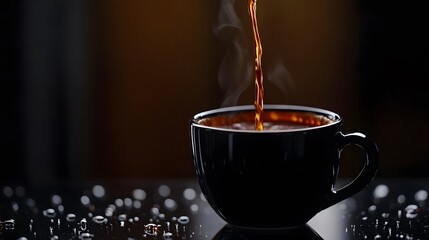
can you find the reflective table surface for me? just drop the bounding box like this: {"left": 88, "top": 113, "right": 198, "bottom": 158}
{"left": 1, "top": 177, "right": 428, "bottom": 239}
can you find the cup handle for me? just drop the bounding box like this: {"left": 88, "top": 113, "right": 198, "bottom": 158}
{"left": 323, "top": 132, "right": 379, "bottom": 210}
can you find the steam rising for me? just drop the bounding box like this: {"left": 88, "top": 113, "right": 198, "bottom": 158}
{"left": 266, "top": 58, "right": 295, "bottom": 98}
{"left": 214, "top": 0, "right": 294, "bottom": 107}
{"left": 214, "top": 0, "right": 252, "bottom": 107}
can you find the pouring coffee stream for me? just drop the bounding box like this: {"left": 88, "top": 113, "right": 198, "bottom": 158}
{"left": 248, "top": 0, "right": 264, "bottom": 130}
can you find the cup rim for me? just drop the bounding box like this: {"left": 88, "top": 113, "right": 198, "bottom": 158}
{"left": 191, "top": 104, "right": 342, "bottom": 133}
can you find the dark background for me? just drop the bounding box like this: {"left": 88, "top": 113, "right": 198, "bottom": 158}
{"left": 1, "top": 1, "right": 428, "bottom": 186}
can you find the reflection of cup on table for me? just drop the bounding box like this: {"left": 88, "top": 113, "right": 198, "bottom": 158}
{"left": 190, "top": 104, "right": 379, "bottom": 229}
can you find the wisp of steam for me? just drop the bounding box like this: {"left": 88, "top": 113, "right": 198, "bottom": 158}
{"left": 214, "top": 0, "right": 252, "bottom": 107}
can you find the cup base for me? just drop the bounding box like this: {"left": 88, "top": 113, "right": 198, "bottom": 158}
{"left": 226, "top": 223, "right": 305, "bottom": 231}
{"left": 213, "top": 223, "right": 323, "bottom": 240}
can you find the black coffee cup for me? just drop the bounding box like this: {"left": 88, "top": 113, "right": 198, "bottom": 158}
{"left": 190, "top": 104, "right": 378, "bottom": 229}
